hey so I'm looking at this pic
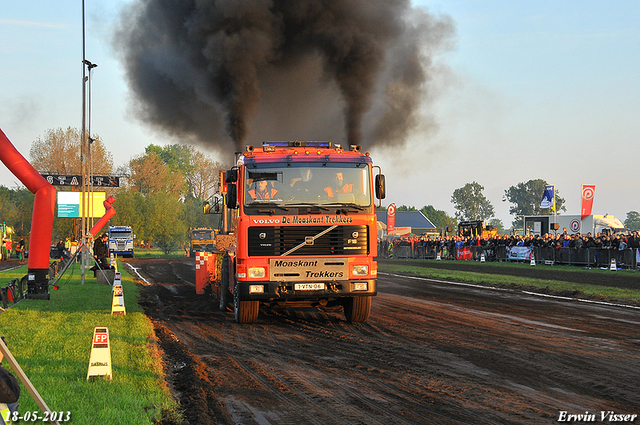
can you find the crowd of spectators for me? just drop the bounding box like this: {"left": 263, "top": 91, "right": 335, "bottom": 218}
{"left": 381, "top": 230, "right": 640, "bottom": 260}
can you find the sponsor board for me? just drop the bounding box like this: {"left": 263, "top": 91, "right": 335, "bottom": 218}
{"left": 270, "top": 258, "right": 348, "bottom": 282}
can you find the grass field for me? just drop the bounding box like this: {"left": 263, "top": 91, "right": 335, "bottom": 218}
{"left": 378, "top": 261, "right": 640, "bottom": 304}
{"left": 0, "top": 261, "right": 181, "bottom": 425}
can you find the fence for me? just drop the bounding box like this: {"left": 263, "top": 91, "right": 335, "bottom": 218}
{"left": 379, "top": 242, "right": 640, "bottom": 270}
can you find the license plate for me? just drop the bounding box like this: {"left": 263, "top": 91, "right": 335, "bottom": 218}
{"left": 294, "top": 283, "right": 325, "bottom": 291}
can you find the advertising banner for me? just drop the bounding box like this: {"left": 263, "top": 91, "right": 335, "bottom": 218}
{"left": 57, "top": 191, "right": 106, "bottom": 218}
{"left": 506, "top": 246, "right": 533, "bottom": 260}
{"left": 580, "top": 185, "right": 596, "bottom": 220}
{"left": 540, "top": 185, "right": 555, "bottom": 210}
{"left": 387, "top": 203, "right": 396, "bottom": 233}
{"left": 456, "top": 247, "right": 471, "bottom": 261}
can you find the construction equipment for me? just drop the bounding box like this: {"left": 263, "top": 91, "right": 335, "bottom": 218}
{"left": 458, "top": 220, "right": 498, "bottom": 239}
{"left": 189, "top": 228, "right": 215, "bottom": 256}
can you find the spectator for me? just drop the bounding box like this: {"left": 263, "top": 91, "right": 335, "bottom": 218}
{"left": 15, "top": 238, "right": 25, "bottom": 263}
{"left": 92, "top": 234, "right": 110, "bottom": 270}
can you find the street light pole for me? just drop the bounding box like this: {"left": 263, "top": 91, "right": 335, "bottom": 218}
{"left": 80, "top": 0, "right": 89, "bottom": 283}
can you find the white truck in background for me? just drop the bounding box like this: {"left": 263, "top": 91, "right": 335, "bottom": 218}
{"left": 108, "top": 225, "right": 135, "bottom": 257}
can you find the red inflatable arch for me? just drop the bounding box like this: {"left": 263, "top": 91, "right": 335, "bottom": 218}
{"left": 0, "top": 128, "right": 56, "bottom": 298}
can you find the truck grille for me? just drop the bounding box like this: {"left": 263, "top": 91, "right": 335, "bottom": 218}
{"left": 248, "top": 225, "right": 369, "bottom": 256}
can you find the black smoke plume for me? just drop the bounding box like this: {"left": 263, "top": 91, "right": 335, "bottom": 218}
{"left": 114, "top": 0, "right": 454, "bottom": 152}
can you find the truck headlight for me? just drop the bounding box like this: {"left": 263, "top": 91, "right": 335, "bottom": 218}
{"left": 351, "top": 265, "right": 368, "bottom": 276}
{"left": 248, "top": 267, "right": 266, "bottom": 279}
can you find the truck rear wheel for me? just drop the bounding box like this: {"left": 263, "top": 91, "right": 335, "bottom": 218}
{"left": 233, "top": 278, "right": 259, "bottom": 324}
{"left": 219, "top": 254, "right": 230, "bottom": 311}
{"left": 343, "top": 296, "right": 371, "bottom": 323}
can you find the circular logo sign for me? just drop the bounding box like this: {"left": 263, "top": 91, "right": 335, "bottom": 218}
{"left": 582, "top": 186, "right": 595, "bottom": 201}
{"left": 569, "top": 219, "right": 581, "bottom": 233}
{"left": 387, "top": 204, "right": 395, "bottom": 216}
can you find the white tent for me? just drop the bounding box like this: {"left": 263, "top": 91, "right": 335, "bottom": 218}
{"left": 594, "top": 215, "right": 625, "bottom": 230}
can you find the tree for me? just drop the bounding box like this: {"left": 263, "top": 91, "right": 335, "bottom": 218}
{"left": 189, "top": 150, "right": 222, "bottom": 201}
{"left": 0, "top": 186, "right": 34, "bottom": 236}
{"left": 128, "top": 151, "right": 186, "bottom": 199}
{"left": 489, "top": 218, "right": 505, "bottom": 235}
{"left": 624, "top": 211, "right": 640, "bottom": 231}
{"left": 503, "top": 179, "right": 566, "bottom": 227}
{"left": 29, "top": 127, "right": 113, "bottom": 175}
{"left": 451, "top": 182, "right": 495, "bottom": 222}
{"left": 143, "top": 192, "right": 187, "bottom": 254}
{"left": 420, "top": 205, "right": 457, "bottom": 233}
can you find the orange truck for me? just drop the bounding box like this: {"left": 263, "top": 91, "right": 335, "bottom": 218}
{"left": 204, "top": 141, "right": 385, "bottom": 323}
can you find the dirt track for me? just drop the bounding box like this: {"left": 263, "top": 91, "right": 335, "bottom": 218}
{"left": 123, "top": 258, "right": 640, "bottom": 425}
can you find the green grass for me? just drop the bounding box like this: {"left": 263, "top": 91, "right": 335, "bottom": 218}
{"left": 378, "top": 262, "right": 640, "bottom": 304}
{"left": 0, "top": 261, "right": 181, "bottom": 425}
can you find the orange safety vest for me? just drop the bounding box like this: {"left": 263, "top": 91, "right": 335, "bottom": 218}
{"left": 249, "top": 188, "right": 278, "bottom": 200}
{"left": 324, "top": 183, "right": 353, "bottom": 198}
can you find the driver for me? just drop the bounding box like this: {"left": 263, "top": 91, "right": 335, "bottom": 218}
{"left": 324, "top": 172, "right": 352, "bottom": 198}
{"left": 249, "top": 180, "right": 278, "bottom": 200}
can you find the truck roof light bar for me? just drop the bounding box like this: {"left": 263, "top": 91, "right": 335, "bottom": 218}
{"left": 262, "top": 141, "right": 332, "bottom": 149}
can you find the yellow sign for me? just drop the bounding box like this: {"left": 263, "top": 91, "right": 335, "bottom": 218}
{"left": 57, "top": 191, "right": 106, "bottom": 218}
{"left": 87, "top": 327, "right": 112, "bottom": 380}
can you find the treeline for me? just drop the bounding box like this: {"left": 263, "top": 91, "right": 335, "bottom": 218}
{"left": 0, "top": 128, "right": 224, "bottom": 253}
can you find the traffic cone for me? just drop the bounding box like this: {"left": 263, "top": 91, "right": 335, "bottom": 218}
{"left": 610, "top": 258, "right": 617, "bottom": 271}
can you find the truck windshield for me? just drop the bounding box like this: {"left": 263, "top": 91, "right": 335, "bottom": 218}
{"left": 110, "top": 231, "right": 131, "bottom": 236}
{"left": 244, "top": 163, "right": 372, "bottom": 208}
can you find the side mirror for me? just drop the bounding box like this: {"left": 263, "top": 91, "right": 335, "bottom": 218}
{"left": 225, "top": 169, "right": 238, "bottom": 183}
{"left": 226, "top": 184, "right": 238, "bottom": 209}
{"left": 375, "top": 174, "right": 386, "bottom": 200}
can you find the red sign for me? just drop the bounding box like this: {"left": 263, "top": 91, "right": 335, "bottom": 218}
{"left": 580, "top": 185, "right": 595, "bottom": 220}
{"left": 456, "top": 247, "right": 471, "bottom": 261}
{"left": 387, "top": 203, "right": 396, "bottom": 233}
{"left": 94, "top": 333, "right": 108, "bottom": 344}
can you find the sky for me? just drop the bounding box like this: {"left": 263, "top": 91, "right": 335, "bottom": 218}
{"left": 1, "top": 1, "right": 639, "bottom": 228}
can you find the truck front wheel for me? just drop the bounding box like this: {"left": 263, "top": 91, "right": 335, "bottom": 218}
{"left": 343, "top": 296, "right": 371, "bottom": 323}
{"left": 233, "top": 278, "right": 259, "bottom": 323}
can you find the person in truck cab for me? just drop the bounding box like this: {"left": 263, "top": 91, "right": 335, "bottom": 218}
{"left": 324, "top": 172, "right": 353, "bottom": 198}
{"left": 249, "top": 180, "right": 278, "bottom": 200}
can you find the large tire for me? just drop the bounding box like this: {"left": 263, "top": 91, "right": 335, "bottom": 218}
{"left": 219, "top": 254, "right": 230, "bottom": 311}
{"left": 233, "top": 277, "right": 259, "bottom": 324}
{"left": 343, "top": 296, "right": 371, "bottom": 323}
